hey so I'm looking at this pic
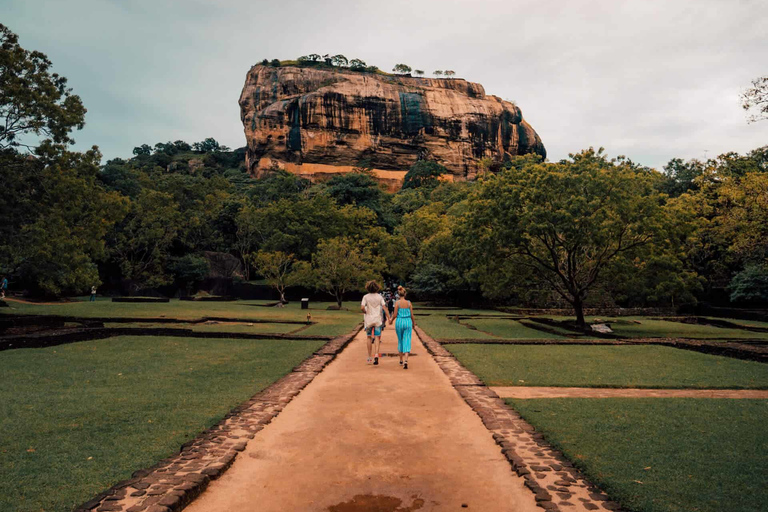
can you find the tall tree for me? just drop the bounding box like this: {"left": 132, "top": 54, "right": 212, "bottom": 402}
{"left": 0, "top": 24, "right": 86, "bottom": 150}
{"left": 433, "top": 70, "right": 443, "bottom": 77}
{"left": 249, "top": 250, "right": 302, "bottom": 304}
{"left": 331, "top": 54, "right": 348, "bottom": 67}
{"left": 311, "top": 237, "right": 383, "bottom": 308}
{"left": 444, "top": 70, "right": 456, "bottom": 78}
{"left": 461, "top": 148, "right": 669, "bottom": 326}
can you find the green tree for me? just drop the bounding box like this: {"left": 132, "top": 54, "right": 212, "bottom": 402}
{"left": 9, "top": 144, "right": 127, "bottom": 296}
{"left": 433, "top": 70, "right": 443, "bottom": 77}
{"left": 249, "top": 250, "right": 302, "bottom": 303}
{"left": 0, "top": 24, "right": 86, "bottom": 150}
{"left": 270, "top": 59, "right": 281, "bottom": 67}
{"left": 414, "top": 69, "right": 424, "bottom": 77}
{"left": 349, "top": 58, "right": 367, "bottom": 71}
{"left": 444, "top": 70, "right": 456, "bottom": 78}
{"left": 311, "top": 237, "right": 383, "bottom": 308}
{"left": 109, "top": 189, "right": 182, "bottom": 290}
{"left": 741, "top": 76, "right": 768, "bottom": 123}
{"left": 461, "top": 148, "right": 669, "bottom": 326}
{"left": 169, "top": 254, "right": 210, "bottom": 296}
{"left": 192, "top": 137, "right": 226, "bottom": 153}
{"left": 331, "top": 54, "right": 348, "bottom": 67}
{"left": 402, "top": 160, "right": 447, "bottom": 189}
{"left": 132, "top": 144, "right": 152, "bottom": 156}
{"left": 729, "top": 264, "right": 768, "bottom": 303}
{"left": 392, "top": 63, "right": 412, "bottom": 75}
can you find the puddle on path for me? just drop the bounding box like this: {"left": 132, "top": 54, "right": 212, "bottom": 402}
{"left": 328, "top": 494, "right": 426, "bottom": 512}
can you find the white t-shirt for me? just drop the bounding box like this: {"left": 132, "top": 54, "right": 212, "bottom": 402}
{"left": 361, "top": 293, "right": 386, "bottom": 328}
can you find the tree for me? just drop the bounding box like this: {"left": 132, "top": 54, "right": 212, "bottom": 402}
{"left": 331, "top": 54, "right": 348, "bottom": 67}
{"left": 392, "top": 63, "right": 412, "bottom": 75}
{"left": 311, "top": 237, "right": 383, "bottom": 308}
{"left": 0, "top": 24, "right": 86, "bottom": 150}
{"left": 109, "top": 189, "right": 182, "bottom": 290}
{"left": 261, "top": 58, "right": 269, "bottom": 65}
{"left": 249, "top": 250, "right": 302, "bottom": 303}
{"left": 402, "top": 160, "right": 447, "bottom": 189}
{"left": 741, "top": 76, "right": 768, "bottom": 123}
{"left": 307, "top": 54, "right": 322, "bottom": 62}
{"left": 192, "top": 137, "right": 223, "bottom": 153}
{"left": 234, "top": 203, "right": 260, "bottom": 280}
{"left": 349, "top": 59, "right": 367, "bottom": 71}
{"left": 7, "top": 144, "right": 127, "bottom": 296}
{"left": 444, "top": 70, "right": 456, "bottom": 78}
{"left": 270, "top": 59, "right": 280, "bottom": 67}
{"left": 169, "top": 254, "right": 210, "bottom": 296}
{"left": 729, "top": 264, "right": 768, "bottom": 303}
{"left": 433, "top": 70, "right": 443, "bottom": 77}
{"left": 461, "top": 148, "right": 669, "bottom": 326}
{"left": 414, "top": 69, "right": 424, "bottom": 77}
{"left": 132, "top": 144, "right": 152, "bottom": 156}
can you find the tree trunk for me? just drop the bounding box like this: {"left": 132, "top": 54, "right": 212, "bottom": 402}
{"left": 335, "top": 290, "right": 343, "bottom": 309}
{"left": 573, "top": 295, "right": 586, "bottom": 328}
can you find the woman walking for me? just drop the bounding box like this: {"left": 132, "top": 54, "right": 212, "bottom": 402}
{"left": 390, "top": 286, "right": 414, "bottom": 369}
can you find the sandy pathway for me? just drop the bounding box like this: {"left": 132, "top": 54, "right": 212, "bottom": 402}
{"left": 186, "top": 327, "right": 539, "bottom": 512}
{"left": 492, "top": 386, "right": 768, "bottom": 399}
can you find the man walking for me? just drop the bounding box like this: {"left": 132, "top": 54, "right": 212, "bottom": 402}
{"left": 360, "top": 280, "right": 390, "bottom": 366}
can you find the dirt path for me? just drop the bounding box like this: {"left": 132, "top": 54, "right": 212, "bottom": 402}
{"left": 186, "top": 327, "right": 539, "bottom": 512}
{"left": 491, "top": 386, "right": 768, "bottom": 399}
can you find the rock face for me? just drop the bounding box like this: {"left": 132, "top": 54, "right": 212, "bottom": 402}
{"left": 239, "top": 65, "right": 546, "bottom": 187}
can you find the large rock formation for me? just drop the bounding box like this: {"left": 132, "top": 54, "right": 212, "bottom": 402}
{"left": 239, "top": 65, "right": 545, "bottom": 188}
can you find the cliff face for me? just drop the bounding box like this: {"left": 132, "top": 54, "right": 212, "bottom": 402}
{"left": 239, "top": 65, "right": 546, "bottom": 187}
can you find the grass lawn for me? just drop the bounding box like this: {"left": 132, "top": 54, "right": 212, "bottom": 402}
{"left": 0, "top": 335, "right": 326, "bottom": 512}
{"left": 507, "top": 398, "right": 768, "bottom": 512}
{"left": 542, "top": 316, "right": 768, "bottom": 340}
{"left": 102, "top": 321, "right": 304, "bottom": 334}
{"left": 416, "top": 313, "right": 496, "bottom": 340}
{"left": 464, "top": 318, "right": 566, "bottom": 339}
{"left": 446, "top": 344, "right": 768, "bottom": 388}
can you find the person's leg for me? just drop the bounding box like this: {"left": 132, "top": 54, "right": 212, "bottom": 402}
{"left": 403, "top": 322, "right": 412, "bottom": 368}
{"left": 365, "top": 327, "right": 373, "bottom": 362}
{"left": 373, "top": 327, "right": 381, "bottom": 364}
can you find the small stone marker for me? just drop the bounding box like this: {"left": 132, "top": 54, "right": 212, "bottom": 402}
{"left": 590, "top": 323, "right": 613, "bottom": 334}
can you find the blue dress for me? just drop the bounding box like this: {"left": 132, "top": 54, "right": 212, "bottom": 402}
{"left": 395, "top": 302, "right": 413, "bottom": 353}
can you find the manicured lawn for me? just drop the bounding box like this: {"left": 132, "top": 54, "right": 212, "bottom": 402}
{"left": 0, "top": 335, "right": 326, "bottom": 512}
{"left": 417, "top": 314, "right": 496, "bottom": 340}
{"left": 507, "top": 398, "right": 768, "bottom": 512}
{"left": 103, "top": 321, "right": 304, "bottom": 334}
{"left": 541, "top": 316, "right": 768, "bottom": 340}
{"left": 1, "top": 298, "right": 360, "bottom": 324}
{"left": 464, "top": 318, "right": 566, "bottom": 339}
{"left": 446, "top": 344, "right": 768, "bottom": 388}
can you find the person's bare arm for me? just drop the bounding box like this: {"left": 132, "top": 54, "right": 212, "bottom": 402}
{"left": 390, "top": 304, "right": 399, "bottom": 324}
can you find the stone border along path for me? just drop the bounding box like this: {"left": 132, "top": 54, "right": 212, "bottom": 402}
{"left": 414, "top": 326, "right": 624, "bottom": 512}
{"left": 74, "top": 324, "right": 362, "bottom": 512}
{"left": 491, "top": 386, "right": 768, "bottom": 399}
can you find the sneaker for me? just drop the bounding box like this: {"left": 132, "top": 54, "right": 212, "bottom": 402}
{"left": 399, "top": 361, "right": 403, "bottom": 365}
{"left": 403, "top": 362, "right": 408, "bottom": 370}
{"left": 373, "top": 356, "right": 379, "bottom": 366}
{"left": 367, "top": 357, "right": 372, "bottom": 364}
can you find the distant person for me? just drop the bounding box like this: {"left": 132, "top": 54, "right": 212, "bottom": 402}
{"left": 0, "top": 276, "right": 7, "bottom": 299}
{"left": 389, "top": 286, "right": 414, "bottom": 369}
{"left": 361, "top": 280, "right": 390, "bottom": 366}
{"left": 90, "top": 286, "right": 97, "bottom": 302}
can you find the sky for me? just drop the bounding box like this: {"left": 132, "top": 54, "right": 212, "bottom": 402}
{"left": 4, "top": 0, "right": 767, "bottom": 169}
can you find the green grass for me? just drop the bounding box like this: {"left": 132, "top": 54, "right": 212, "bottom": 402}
{"left": 417, "top": 314, "right": 496, "bottom": 339}
{"left": 1, "top": 298, "right": 358, "bottom": 322}
{"left": 541, "top": 316, "right": 768, "bottom": 340}
{"left": 507, "top": 398, "right": 768, "bottom": 512}
{"left": 0, "top": 335, "right": 326, "bottom": 512}
{"left": 464, "top": 319, "right": 566, "bottom": 339}
{"left": 446, "top": 344, "right": 768, "bottom": 388}
{"left": 102, "top": 321, "right": 304, "bottom": 334}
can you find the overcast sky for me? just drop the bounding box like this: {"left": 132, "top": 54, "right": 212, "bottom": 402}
{"left": 4, "top": 0, "right": 767, "bottom": 169}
